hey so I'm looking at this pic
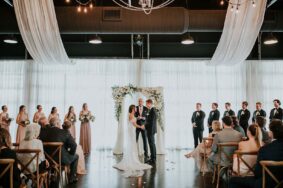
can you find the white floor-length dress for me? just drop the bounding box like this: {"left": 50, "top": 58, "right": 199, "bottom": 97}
{"left": 113, "top": 117, "right": 152, "bottom": 177}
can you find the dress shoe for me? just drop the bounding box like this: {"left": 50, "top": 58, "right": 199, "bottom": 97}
{"left": 69, "top": 176, "right": 78, "bottom": 184}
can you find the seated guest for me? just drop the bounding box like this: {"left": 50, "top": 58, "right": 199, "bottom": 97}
{"left": 208, "top": 116, "right": 242, "bottom": 170}
{"left": 38, "top": 116, "right": 50, "bottom": 140}
{"left": 18, "top": 123, "right": 49, "bottom": 173}
{"left": 232, "top": 124, "right": 263, "bottom": 175}
{"left": 0, "top": 128, "right": 21, "bottom": 188}
{"left": 256, "top": 116, "right": 272, "bottom": 145}
{"left": 185, "top": 121, "right": 222, "bottom": 173}
{"left": 230, "top": 120, "right": 283, "bottom": 188}
{"left": 40, "top": 118, "right": 79, "bottom": 184}
{"left": 62, "top": 121, "right": 87, "bottom": 175}
{"left": 231, "top": 116, "right": 246, "bottom": 137}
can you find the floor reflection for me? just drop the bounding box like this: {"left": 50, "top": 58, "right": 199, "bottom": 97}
{"left": 67, "top": 149, "right": 214, "bottom": 188}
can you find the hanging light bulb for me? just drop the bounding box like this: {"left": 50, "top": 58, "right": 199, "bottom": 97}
{"left": 231, "top": 5, "right": 234, "bottom": 12}
{"left": 220, "top": 0, "right": 224, "bottom": 6}
{"left": 236, "top": 6, "right": 239, "bottom": 13}
{"left": 90, "top": 3, "right": 93, "bottom": 8}
{"left": 77, "top": 5, "right": 81, "bottom": 13}
{"left": 252, "top": 1, "right": 256, "bottom": 7}
{"left": 84, "top": 7, "right": 88, "bottom": 13}
{"left": 65, "top": 0, "right": 70, "bottom": 3}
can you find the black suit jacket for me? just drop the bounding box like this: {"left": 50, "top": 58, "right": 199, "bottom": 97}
{"left": 254, "top": 139, "right": 283, "bottom": 188}
{"left": 269, "top": 108, "right": 283, "bottom": 121}
{"left": 191, "top": 110, "right": 205, "bottom": 131}
{"left": 146, "top": 108, "right": 157, "bottom": 135}
{"left": 208, "top": 109, "right": 220, "bottom": 127}
{"left": 135, "top": 106, "right": 148, "bottom": 126}
{"left": 223, "top": 109, "right": 235, "bottom": 117}
{"left": 237, "top": 109, "right": 250, "bottom": 128}
{"left": 39, "top": 126, "right": 77, "bottom": 165}
{"left": 252, "top": 109, "right": 266, "bottom": 122}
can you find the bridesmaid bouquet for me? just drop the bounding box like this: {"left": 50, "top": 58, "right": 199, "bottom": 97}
{"left": 79, "top": 114, "right": 95, "bottom": 123}
{"left": 7, "top": 117, "right": 14, "bottom": 122}
{"left": 21, "top": 120, "right": 30, "bottom": 127}
{"left": 70, "top": 117, "right": 76, "bottom": 123}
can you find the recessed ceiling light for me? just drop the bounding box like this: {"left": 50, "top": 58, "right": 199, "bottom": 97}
{"left": 89, "top": 35, "right": 102, "bottom": 44}
{"left": 3, "top": 36, "right": 18, "bottom": 44}
{"left": 181, "top": 33, "right": 194, "bottom": 45}
{"left": 264, "top": 33, "right": 278, "bottom": 45}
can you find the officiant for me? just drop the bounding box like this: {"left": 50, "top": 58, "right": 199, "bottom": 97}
{"left": 135, "top": 98, "right": 149, "bottom": 160}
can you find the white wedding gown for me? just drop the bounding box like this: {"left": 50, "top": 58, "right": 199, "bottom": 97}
{"left": 113, "top": 117, "right": 152, "bottom": 177}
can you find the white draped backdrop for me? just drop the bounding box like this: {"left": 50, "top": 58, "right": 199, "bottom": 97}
{"left": 0, "top": 59, "right": 283, "bottom": 150}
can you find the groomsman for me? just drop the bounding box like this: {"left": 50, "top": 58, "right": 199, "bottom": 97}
{"left": 223, "top": 102, "right": 235, "bottom": 117}
{"left": 208, "top": 103, "right": 220, "bottom": 133}
{"left": 237, "top": 101, "right": 250, "bottom": 134}
{"left": 252, "top": 102, "right": 266, "bottom": 123}
{"left": 191, "top": 103, "right": 205, "bottom": 148}
{"left": 269, "top": 99, "right": 283, "bottom": 121}
{"left": 135, "top": 98, "right": 149, "bottom": 159}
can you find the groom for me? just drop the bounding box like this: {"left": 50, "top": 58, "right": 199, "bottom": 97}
{"left": 135, "top": 98, "right": 149, "bottom": 160}
{"left": 145, "top": 99, "right": 157, "bottom": 164}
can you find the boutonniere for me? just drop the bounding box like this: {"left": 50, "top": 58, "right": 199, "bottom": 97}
{"left": 225, "top": 112, "right": 229, "bottom": 116}
{"left": 256, "top": 111, "right": 260, "bottom": 116}
{"left": 241, "top": 111, "right": 245, "bottom": 115}
{"left": 196, "top": 112, "right": 200, "bottom": 116}
{"left": 211, "top": 112, "right": 214, "bottom": 116}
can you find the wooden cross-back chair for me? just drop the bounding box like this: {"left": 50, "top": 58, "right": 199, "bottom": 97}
{"left": 260, "top": 160, "right": 283, "bottom": 188}
{"left": 234, "top": 150, "right": 258, "bottom": 177}
{"left": 212, "top": 142, "right": 239, "bottom": 188}
{"left": 0, "top": 159, "right": 14, "bottom": 188}
{"left": 14, "top": 149, "right": 48, "bottom": 188}
{"left": 43, "top": 142, "right": 64, "bottom": 185}
{"left": 200, "top": 137, "right": 214, "bottom": 176}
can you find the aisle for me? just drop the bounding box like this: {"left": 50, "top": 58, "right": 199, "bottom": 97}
{"left": 67, "top": 150, "right": 215, "bottom": 188}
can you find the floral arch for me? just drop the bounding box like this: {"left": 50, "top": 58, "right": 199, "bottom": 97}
{"left": 112, "top": 84, "right": 166, "bottom": 155}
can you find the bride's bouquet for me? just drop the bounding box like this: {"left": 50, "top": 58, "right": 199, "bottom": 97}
{"left": 79, "top": 113, "right": 95, "bottom": 123}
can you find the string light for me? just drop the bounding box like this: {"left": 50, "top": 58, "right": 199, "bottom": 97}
{"left": 65, "top": 0, "right": 70, "bottom": 3}
{"left": 252, "top": 1, "right": 256, "bottom": 7}
{"left": 90, "top": 3, "right": 93, "bottom": 8}
{"left": 231, "top": 5, "right": 234, "bottom": 11}
{"left": 77, "top": 5, "right": 81, "bottom": 12}
{"left": 84, "top": 7, "right": 88, "bottom": 13}
{"left": 236, "top": 6, "right": 239, "bottom": 13}
{"left": 220, "top": 0, "right": 224, "bottom": 6}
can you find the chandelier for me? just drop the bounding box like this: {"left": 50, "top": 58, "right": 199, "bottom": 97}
{"left": 112, "top": 0, "right": 175, "bottom": 15}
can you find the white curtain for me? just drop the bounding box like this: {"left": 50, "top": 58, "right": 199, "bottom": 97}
{"left": 210, "top": 0, "right": 267, "bottom": 65}
{"left": 0, "top": 59, "right": 283, "bottom": 149}
{"left": 13, "top": 0, "right": 70, "bottom": 64}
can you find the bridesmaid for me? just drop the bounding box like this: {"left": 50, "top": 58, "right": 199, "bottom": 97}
{"left": 64, "top": 106, "right": 77, "bottom": 140}
{"left": 16, "top": 105, "right": 30, "bottom": 143}
{"left": 33, "top": 105, "right": 46, "bottom": 123}
{"left": 0, "top": 105, "right": 13, "bottom": 132}
{"left": 48, "top": 107, "right": 62, "bottom": 129}
{"left": 79, "top": 103, "right": 93, "bottom": 155}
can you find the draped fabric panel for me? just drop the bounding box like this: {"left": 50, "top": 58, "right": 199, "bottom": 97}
{"left": 210, "top": 0, "right": 267, "bottom": 65}
{"left": 13, "top": 0, "right": 70, "bottom": 64}
{"left": 0, "top": 59, "right": 282, "bottom": 149}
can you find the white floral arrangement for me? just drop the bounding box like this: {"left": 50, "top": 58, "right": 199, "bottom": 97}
{"left": 70, "top": 116, "right": 76, "bottom": 123}
{"left": 112, "top": 84, "right": 165, "bottom": 131}
{"left": 79, "top": 113, "right": 95, "bottom": 123}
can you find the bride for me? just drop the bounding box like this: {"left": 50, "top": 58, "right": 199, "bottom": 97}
{"left": 113, "top": 104, "right": 152, "bottom": 177}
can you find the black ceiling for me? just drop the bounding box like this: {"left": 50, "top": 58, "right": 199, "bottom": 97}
{"left": 0, "top": 0, "right": 283, "bottom": 60}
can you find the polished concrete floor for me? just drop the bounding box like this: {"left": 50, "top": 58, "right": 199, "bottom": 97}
{"left": 67, "top": 150, "right": 217, "bottom": 188}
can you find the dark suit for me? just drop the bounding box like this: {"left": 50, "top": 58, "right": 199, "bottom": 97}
{"left": 135, "top": 105, "right": 149, "bottom": 158}
{"left": 269, "top": 107, "right": 283, "bottom": 121}
{"left": 237, "top": 109, "right": 250, "bottom": 134}
{"left": 208, "top": 109, "right": 220, "bottom": 133}
{"left": 39, "top": 126, "right": 78, "bottom": 178}
{"left": 223, "top": 109, "right": 235, "bottom": 117}
{"left": 191, "top": 110, "right": 205, "bottom": 148}
{"left": 230, "top": 139, "right": 283, "bottom": 188}
{"left": 252, "top": 109, "right": 266, "bottom": 123}
{"left": 145, "top": 107, "right": 157, "bottom": 162}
